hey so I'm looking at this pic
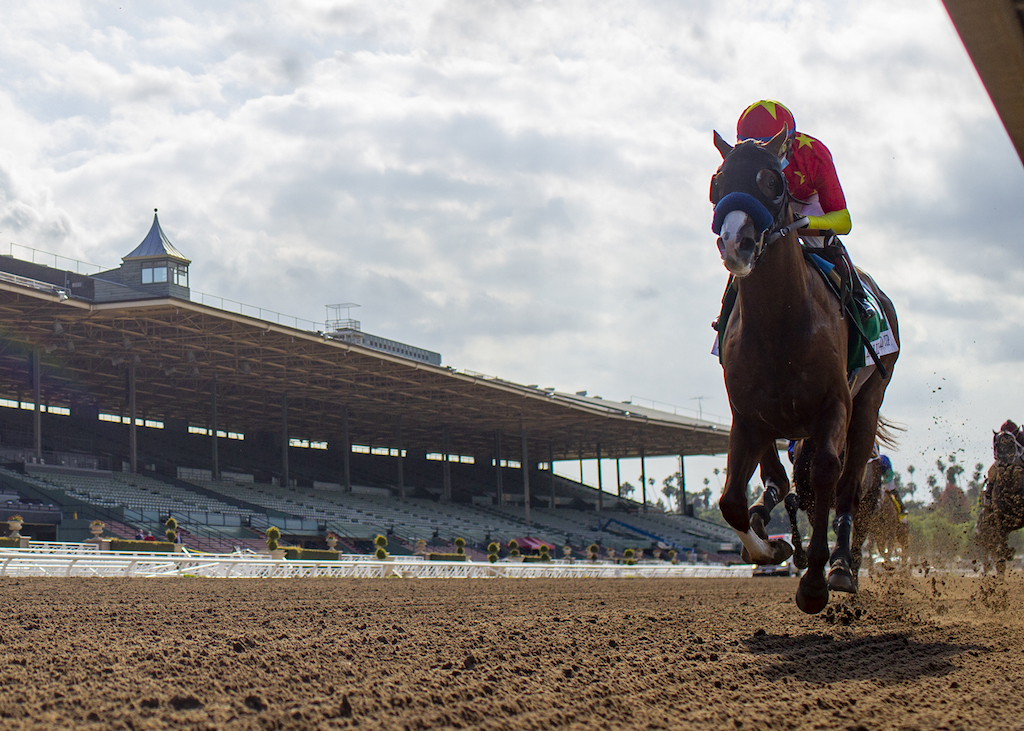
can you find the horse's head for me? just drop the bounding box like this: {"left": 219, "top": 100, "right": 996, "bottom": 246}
{"left": 709, "top": 128, "right": 789, "bottom": 277}
{"left": 993, "top": 428, "right": 1023, "bottom": 466}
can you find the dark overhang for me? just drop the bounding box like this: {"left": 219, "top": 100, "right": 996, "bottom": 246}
{"left": 0, "top": 275, "right": 730, "bottom": 463}
{"left": 944, "top": 0, "right": 1024, "bottom": 166}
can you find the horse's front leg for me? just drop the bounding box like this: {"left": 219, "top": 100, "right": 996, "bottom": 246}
{"left": 720, "top": 427, "right": 791, "bottom": 565}
{"left": 797, "top": 408, "right": 848, "bottom": 614}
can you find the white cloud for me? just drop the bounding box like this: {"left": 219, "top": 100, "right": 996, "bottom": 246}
{"left": 0, "top": 0, "right": 1019, "bottom": 495}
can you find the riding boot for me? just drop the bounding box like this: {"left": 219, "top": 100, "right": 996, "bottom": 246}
{"left": 815, "top": 234, "right": 868, "bottom": 320}
{"left": 711, "top": 276, "right": 736, "bottom": 362}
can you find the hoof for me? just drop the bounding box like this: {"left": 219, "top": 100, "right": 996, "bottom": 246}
{"left": 795, "top": 585, "right": 829, "bottom": 614}
{"left": 749, "top": 512, "right": 769, "bottom": 540}
{"left": 827, "top": 560, "right": 858, "bottom": 594}
{"left": 769, "top": 538, "right": 793, "bottom": 564}
{"left": 741, "top": 539, "right": 793, "bottom": 566}
{"left": 793, "top": 545, "right": 808, "bottom": 570}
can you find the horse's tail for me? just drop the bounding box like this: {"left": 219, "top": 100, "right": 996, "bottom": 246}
{"left": 875, "top": 415, "right": 905, "bottom": 451}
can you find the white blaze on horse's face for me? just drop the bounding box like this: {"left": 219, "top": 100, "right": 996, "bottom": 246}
{"left": 717, "top": 209, "right": 760, "bottom": 278}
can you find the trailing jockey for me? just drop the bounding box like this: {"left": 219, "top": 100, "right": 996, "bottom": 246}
{"left": 713, "top": 100, "right": 869, "bottom": 345}
{"left": 876, "top": 454, "right": 907, "bottom": 523}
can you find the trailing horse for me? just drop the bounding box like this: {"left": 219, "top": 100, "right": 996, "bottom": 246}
{"left": 974, "top": 422, "right": 1024, "bottom": 576}
{"left": 710, "top": 128, "right": 900, "bottom": 614}
{"left": 856, "top": 454, "right": 909, "bottom": 571}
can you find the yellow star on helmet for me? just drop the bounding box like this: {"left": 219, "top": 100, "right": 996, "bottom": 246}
{"left": 794, "top": 133, "right": 814, "bottom": 149}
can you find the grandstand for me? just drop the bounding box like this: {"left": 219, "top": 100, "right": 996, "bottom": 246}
{"left": 0, "top": 216, "right": 738, "bottom": 557}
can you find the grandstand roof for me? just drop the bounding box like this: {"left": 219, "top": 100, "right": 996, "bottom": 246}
{"left": 943, "top": 0, "right": 1024, "bottom": 166}
{"left": 0, "top": 275, "right": 730, "bottom": 462}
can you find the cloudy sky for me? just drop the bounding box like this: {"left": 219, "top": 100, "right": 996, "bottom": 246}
{"left": 0, "top": 0, "right": 1020, "bottom": 501}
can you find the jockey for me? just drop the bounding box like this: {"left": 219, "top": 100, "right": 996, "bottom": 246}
{"left": 877, "top": 454, "right": 908, "bottom": 523}
{"left": 998, "top": 419, "right": 1024, "bottom": 446}
{"left": 735, "top": 100, "right": 851, "bottom": 244}
{"left": 713, "top": 100, "right": 867, "bottom": 349}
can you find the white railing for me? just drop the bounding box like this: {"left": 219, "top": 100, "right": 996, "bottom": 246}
{"left": 18, "top": 541, "right": 100, "bottom": 555}
{"left": 3, "top": 243, "right": 102, "bottom": 275}
{"left": 0, "top": 270, "right": 68, "bottom": 296}
{"left": 189, "top": 291, "right": 324, "bottom": 332}
{"left": 0, "top": 547, "right": 752, "bottom": 579}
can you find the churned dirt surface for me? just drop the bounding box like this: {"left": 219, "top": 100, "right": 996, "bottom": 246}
{"left": 0, "top": 574, "right": 1022, "bottom": 730}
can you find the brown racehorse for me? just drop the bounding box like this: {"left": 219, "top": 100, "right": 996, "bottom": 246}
{"left": 856, "top": 456, "right": 909, "bottom": 571}
{"left": 710, "top": 128, "right": 900, "bottom": 614}
{"left": 974, "top": 424, "right": 1024, "bottom": 576}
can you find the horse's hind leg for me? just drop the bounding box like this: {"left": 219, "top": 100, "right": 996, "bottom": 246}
{"left": 784, "top": 492, "right": 807, "bottom": 570}
{"left": 828, "top": 390, "right": 883, "bottom": 594}
{"left": 785, "top": 439, "right": 814, "bottom": 570}
{"left": 996, "top": 531, "right": 1013, "bottom": 579}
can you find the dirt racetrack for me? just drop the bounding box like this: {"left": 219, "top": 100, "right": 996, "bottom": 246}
{"left": 1, "top": 573, "right": 1022, "bottom": 730}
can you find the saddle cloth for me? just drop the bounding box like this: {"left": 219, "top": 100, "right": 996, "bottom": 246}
{"left": 804, "top": 252, "right": 898, "bottom": 372}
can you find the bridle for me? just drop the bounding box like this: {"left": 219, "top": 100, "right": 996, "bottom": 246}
{"left": 709, "top": 136, "right": 798, "bottom": 268}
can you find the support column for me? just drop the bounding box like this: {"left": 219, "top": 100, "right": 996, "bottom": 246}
{"left": 494, "top": 430, "right": 504, "bottom": 506}
{"left": 596, "top": 443, "right": 603, "bottom": 513}
{"left": 548, "top": 441, "right": 555, "bottom": 510}
{"left": 128, "top": 364, "right": 137, "bottom": 474}
{"left": 521, "top": 430, "right": 530, "bottom": 529}
{"left": 442, "top": 426, "right": 452, "bottom": 502}
{"left": 32, "top": 347, "right": 41, "bottom": 461}
{"left": 641, "top": 447, "right": 647, "bottom": 513}
{"left": 342, "top": 404, "right": 351, "bottom": 492}
{"left": 616, "top": 458, "right": 622, "bottom": 498}
{"left": 396, "top": 415, "right": 405, "bottom": 499}
{"left": 210, "top": 375, "right": 219, "bottom": 481}
{"left": 678, "top": 454, "right": 686, "bottom": 515}
{"left": 281, "top": 394, "right": 289, "bottom": 488}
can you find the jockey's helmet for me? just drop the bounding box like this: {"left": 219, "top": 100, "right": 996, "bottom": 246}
{"left": 879, "top": 454, "right": 892, "bottom": 473}
{"left": 737, "top": 100, "right": 796, "bottom": 142}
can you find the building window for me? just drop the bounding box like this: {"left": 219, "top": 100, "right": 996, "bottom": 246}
{"left": 142, "top": 262, "right": 187, "bottom": 286}
{"left": 142, "top": 265, "right": 167, "bottom": 284}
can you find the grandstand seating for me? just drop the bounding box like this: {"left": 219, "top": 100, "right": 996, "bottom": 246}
{"left": 0, "top": 405, "right": 741, "bottom": 556}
